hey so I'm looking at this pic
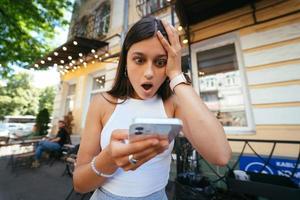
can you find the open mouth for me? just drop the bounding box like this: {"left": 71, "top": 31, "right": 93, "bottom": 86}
{"left": 141, "top": 83, "right": 153, "bottom": 91}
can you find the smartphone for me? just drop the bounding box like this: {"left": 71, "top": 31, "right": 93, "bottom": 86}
{"left": 129, "top": 118, "right": 183, "bottom": 142}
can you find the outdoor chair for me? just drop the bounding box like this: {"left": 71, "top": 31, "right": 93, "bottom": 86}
{"left": 61, "top": 144, "right": 79, "bottom": 177}
{"left": 61, "top": 144, "right": 92, "bottom": 200}
{"left": 47, "top": 134, "right": 72, "bottom": 166}
{"left": 8, "top": 138, "right": 41, "bottom": 174}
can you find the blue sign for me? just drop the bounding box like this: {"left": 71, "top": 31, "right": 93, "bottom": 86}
{"left": 239, "top": 155, "right": 300, "bottom": 186}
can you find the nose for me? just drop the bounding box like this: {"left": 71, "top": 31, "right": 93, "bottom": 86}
{"left": 144, "top": 62, "right": 154, "bottom": 79}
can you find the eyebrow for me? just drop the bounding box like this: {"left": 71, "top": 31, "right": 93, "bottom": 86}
{"left": 131, "top": 52, "right": 167, "bottom": 57}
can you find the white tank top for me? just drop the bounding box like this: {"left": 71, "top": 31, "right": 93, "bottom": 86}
{"left": 99, "top": 95, "right": 174, "bottom": 197}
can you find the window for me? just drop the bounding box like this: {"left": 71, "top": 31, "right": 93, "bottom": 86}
{"left": 81, "top": 73, "right": 106, "bottom": 128}
{"left": 192, "top": 36, "right": 254, "bottom": 132}
{"left": 72, "top": 16, "right": 88, "bottom": 37}
{"left": 90, "top": 74, "right": 106, "bottom": 100}
{"left": 94, "top": 2, "right": 110, "bottom": 36}
{"left": 65, "top": 84, "right": 76, "bottom": 114}
{"left": 136, "top": 0, "right": 168, "bottom": 16}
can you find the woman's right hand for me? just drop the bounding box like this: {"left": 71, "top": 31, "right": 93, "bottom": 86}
{"left": 107, "top": 129, "right": 169, "bottom": 171}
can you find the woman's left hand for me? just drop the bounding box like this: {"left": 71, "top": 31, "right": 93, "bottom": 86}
{"left": 157, "top": 20, "right": 182, "bottom": 80}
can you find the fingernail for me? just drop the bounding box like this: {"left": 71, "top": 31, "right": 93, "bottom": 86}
{"left": 157, "top": 30, "right": 161, "bottom": 35}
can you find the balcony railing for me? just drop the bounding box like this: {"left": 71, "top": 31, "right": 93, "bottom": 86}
{"left": 136, "top": 0, "right": 169, "bottom": 17}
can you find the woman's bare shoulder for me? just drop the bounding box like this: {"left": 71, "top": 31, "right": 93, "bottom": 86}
{"left": 88, "top": 92, "right": 115, "bottom": 111}
{"left": 90, "top": 92, "right": 115, "bottom": 103}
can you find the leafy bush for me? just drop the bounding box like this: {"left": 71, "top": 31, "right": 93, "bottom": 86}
{"left": 35, "top": 108, "right": 50, "bottom": 136}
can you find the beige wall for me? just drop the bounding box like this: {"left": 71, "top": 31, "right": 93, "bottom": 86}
{"left": 186, "top": 0, "right": 300, "bottom": 156}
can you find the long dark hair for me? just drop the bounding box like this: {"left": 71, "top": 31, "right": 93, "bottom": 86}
{"left": 107, "top": 16, "right": 172, "bottom": 101}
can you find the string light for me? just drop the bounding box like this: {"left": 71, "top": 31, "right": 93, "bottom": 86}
{"left": 79, "top": 53, "right": 83, "bottom": 57}
{"left": 68, "top": 56, "right": 72, "bottom": 60}
{"left": 73, "top": 41, "right": 78, "bottom": 45}
{"left": 34, "top": 64, "right": 39, "bottom": 68}
{"left": 79, "top": 59, "right": 83, "bottom": 63}
{"left": 105, "top": 52, "right": 109, "bottom": 57}
{"left": 91, "top": 49, "right": 96, "bottom": 53}
{"left": 53, "top": 63, "right": 58, "bottom": 67}
{"left": 177, "top": 26, "right": 183, "bottom": 31}
{"left": 62, "top": 46, "right": 67, "bottom": 51}
{"left": 54, "top": 52, "right": 59, "bottom": 56}
{"left": 47, "top": 57, "right": 52, "bottom": 61}
{"left": 182, "top": 39, "right": 188, "bottom": 44}
{"left": 60, "top": 60, "right": 65, "bottom": 64}
{"left": 198, "top": 71, "right": 205, "bottom": 76}
{"left": 92, "top": 60, "right": 95, "bottom": 64}
{"left": 41, "top": 60, "right": 45, "bottom": 64}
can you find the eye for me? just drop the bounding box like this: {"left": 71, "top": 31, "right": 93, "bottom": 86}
{"left": 133, "top": 56, "right": 144, "bottom": 65}
{"left": 155, "top": 58, "right": 167, "bottom": 67}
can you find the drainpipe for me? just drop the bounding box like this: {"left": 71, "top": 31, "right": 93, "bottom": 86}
{"left": 121, "top": 0, "right": 129, "bottom": 45}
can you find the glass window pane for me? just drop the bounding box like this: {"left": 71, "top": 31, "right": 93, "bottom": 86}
{"left": 94, "top": 2, "right": 110, "bottom": 35}
{"left": 92, "top": 75, "right": 106, "bottom": 90}
{"left": 68, "top": 84, "right": 76, "bottom": 96}
{"left": 65, "top": 96, "right": 74, "bottom": 114}
{"left": 197, "top": 44, "right": 248, "bottom": 127}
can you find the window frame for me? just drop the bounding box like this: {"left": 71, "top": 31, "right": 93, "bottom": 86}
{"left": 81, "top": 70, "right": 107, "bottom": 128}
{"left": 93, "top": 1, "right": 110, "bottom": 36}
{"left": 64, "top": 79, "right": 77, "bottom": 116}
{"left": 136, "top": 0, "right": 169, "bottom": 16}
{"left": 190, "top": 32, "right": 255, "bottom": 134}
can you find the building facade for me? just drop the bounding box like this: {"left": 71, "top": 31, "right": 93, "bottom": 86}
{"left": 48, "top": 0, "right": 299, "bottom": 158}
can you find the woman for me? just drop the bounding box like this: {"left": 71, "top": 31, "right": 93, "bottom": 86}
{"left": 73, "top": 16, "right": 231, "bottom": 199}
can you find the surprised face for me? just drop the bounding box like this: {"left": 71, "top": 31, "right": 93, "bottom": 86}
{"left": 126, "top": 36, "right": 167, "bottom": 99}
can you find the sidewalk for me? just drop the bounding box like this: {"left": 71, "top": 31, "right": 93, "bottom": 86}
{"left": 0, "top": 157, "right": 88, "bottom": 200}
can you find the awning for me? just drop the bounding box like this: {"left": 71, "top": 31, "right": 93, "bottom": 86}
{"left": 33, "top": 37, "right": 108, "bottom": 69}
{"left": 175, "top": 0, "right": 256, "bottom": 27}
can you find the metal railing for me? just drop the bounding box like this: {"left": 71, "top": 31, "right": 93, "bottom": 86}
{"left": 173, "top": 137, "right": 300, "bottom": 199}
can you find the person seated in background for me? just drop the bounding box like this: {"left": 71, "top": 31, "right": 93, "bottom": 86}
{"left": 32, "top": 120, "right": 69, "bottom": 167}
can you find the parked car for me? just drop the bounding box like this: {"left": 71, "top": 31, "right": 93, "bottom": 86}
{"left": 7, "top": 123, "right": 33, "bottom": 139}
{"left": 0, "top": 123, "right": 9, "bottom": 138}
{"left": 2, "top": 116, "right": 35, "bottom": 139}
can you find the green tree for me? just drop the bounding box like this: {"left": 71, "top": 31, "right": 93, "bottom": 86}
{"left": 35, "top": 108, "right": 50, "bottom": 136}
{"left": 38, "top": 86, "right": 56, "bottom": 115}
{"left": 0, "top": 0, "right": 73, "bottom": 77}
{"left": 0, "top": 72, "right": 39, "bottom": 119}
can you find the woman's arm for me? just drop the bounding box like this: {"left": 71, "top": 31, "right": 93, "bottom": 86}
{"left": 73, "top": 94, "right": 117, "bottom": 193}
{"left": 157, "top": 20, "right": 231, "bottom": 166}
{"left": 173, "top": 86, "right": 232, "bottom": 166}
